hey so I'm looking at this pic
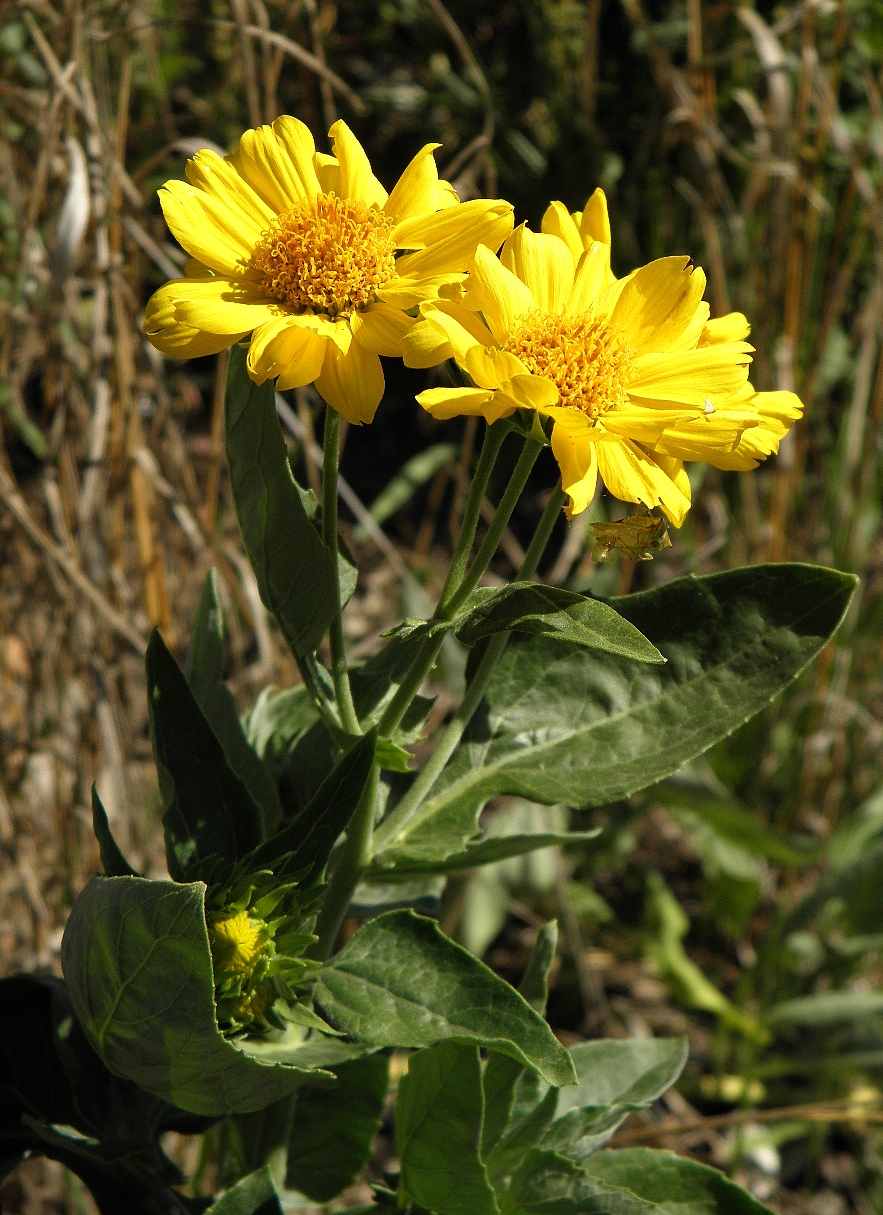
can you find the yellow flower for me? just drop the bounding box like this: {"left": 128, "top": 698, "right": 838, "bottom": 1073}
{"left": 143, "top": 116, "right": 514, "bottom": 424}
{"left": 208, "top": 910, "right": 268, "bottom": 976}
{"left": 405, "top": 190, "right": 802, "bottom": 522}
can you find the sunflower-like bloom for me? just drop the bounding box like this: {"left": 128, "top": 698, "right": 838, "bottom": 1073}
{"left": 143, "top": 117, "right": 514, "bottom": 424}
{"left": 404, "top": 189, "right": 802, "bottom": 522}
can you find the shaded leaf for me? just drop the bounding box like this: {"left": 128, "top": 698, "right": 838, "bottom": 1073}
{"left": 286, "top": 1055, "right": 389, "bottom": 1202}
{"left": 767, "top": 990, "right": 883, "bottom": 1029}
{"left": 147, "top": 631, "right": 264, "bottom": 878}
{"left": 206, "top": 1169, "right": 282, "bottom": 1215}
{"left": 314, "top": 910, "right": 576, "bottom": 1087}
{"left": 61, "top": 876, "right": 335, "bottom": 1116}
{"left": 90, "top": 785, "right": 137, "bottom": 878}
{"left": 225, "top": 344, "right": 337, "bottom": 658}
{"left": 397, "top": 1042, "right": 498, "bottom": 1215}
{"left": 581, "top": 1148, "right": 775, "bottom": 1213}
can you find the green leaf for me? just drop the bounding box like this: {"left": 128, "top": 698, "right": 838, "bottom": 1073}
{"left": 293, "top": 481, "right": 358, "bottom": 609}
{"left": 482, "top": 925, "right": 558, "bottom": 1157}
{"left": 90, "top": 785, "right": 137, "bottom": 877}
{"left": 373, "top": 829, "right": 600, "bottom": 875}
{"left": 486, "top": 1087, "right": 558, "bottom": 1186}
{"left": 500, "top": 1147, "right": 659, "bottom": 1214}
{"left": 581, "top": 1148, "right": 776, "bottom": 1213}
{"left": 244, "top": 730, "right": 377, "bottom": 880}
{"left": 313, "top": 910, "right": 576, "bottom": 1087}
{"left": 225, "top": 344, "right": 337, "bottom": 658}
{"left": 186, "top": 571, "right": 283, "bottom": 833}
{"left": 147, "top": 630, "right": 264, "bottom": 877}
{"left": 286, "top": 1055, "right": 389, "bottom": 1202}
{"left": 455, "top": 583, "right": 663, "bottom": 663}
{"left": 206, "top": 1168, "right": 283, "bottom": 1215}
{"left": 400, "top": 565, "right": 854, "bottom": 859}
{"left": 397, "top": 1042, "right": 498, "bottom": 1215}
{"left": 61, "top": 876, "right": 335, "bottom": 1116}
{"left": 557, "top": 1039, "right": 688, "bottom": 1116}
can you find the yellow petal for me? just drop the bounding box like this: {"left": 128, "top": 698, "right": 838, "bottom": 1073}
{"left": 541, "top": 202, "right": 584, "bottom": 262}
{"left": 227, "top": 118, "right": 320, "bottom": 213}
{"left": 351, "top": 303, "right": 414, "bottom": 356}
{"left": 468, "top": 244, "right": 535, "bottom": 344}
{"left": 402, "top": 303, "right": 491, "bottom": 368}
{"left": 328, "top": 120, "right": 387, "bottom": 207}
{"left": 700, "top": 312, "right": 751, "bottom": 345}
{"left": 436, "top": 179, "right": 460, "bottom": 209}
{"left": 653, "top": 452, "right": 691, "bottom": 500}
{"left": 314, "top": 152, "right": 340, "bottom": 194}
{"left": 602, "top": 402, "right": 700, "bottom": 445}
{"left": 462, "top": 344, "right": 528, "bottom": 390}
{"left": 629, "top": 343, "right": 752, "bottom": 407}
{"left": 247, "top": 316, "right": 327, "bottom": 389}
{"left": 315, "top": 339, "right": 384, "bottom": 424}
{"left": 651, "top": 412, "right": 760, "bottom": 462}
{"left": 501, "top": 226, "right": 574, "bottom": 314}
{"left": 159, "top": 181, "right": 257, "bottom": 277}
{"left": 383, "top": 143, "right": 442, "bottom": 225}
{"left": 375, "top": 273, "right": 463, "bottom": 309}
{"left": 550, "top": 419, "right": 598, "bottom": 518}
{"left": 286, "top": 312, "right": 353, "bottom": 353}
{"left": 143, "top": 285, "right": 246, "bottom": 359}
{"left": 394, "top": 200, "right": 514, "bottom": 277}
{"left": 416, "top": 386, "right": 513, "bottom": 423}
{"left": 184, "top": 150, "right": 275, "bottom": 229}
{"left": 503, "top": 372, "right": 559, "bottom": 412}
{"left": 611, "top": 257, "right": 708, "bottom": 355}
{"left": 162, "top": 277, "right": 281, "bottom": 334}
{"left": 567, "top": 242, "right": 612, "bottom": 314}
{"left": 580, "top": 188, "right": 611, "bottom": 246}
{"left": 596, "top": 437, "right": 691, "bottom": 526}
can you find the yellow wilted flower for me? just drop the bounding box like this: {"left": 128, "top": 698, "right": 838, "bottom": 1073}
{"left": 144, "top": 117, "right": 513, "bottom": 424}
{"left": 405, "top": 189, "right": 802, "bottom": 522}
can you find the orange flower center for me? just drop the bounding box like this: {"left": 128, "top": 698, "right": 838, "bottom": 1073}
{"left": 505, "top": 311, "right": 635, "bottom": 418}
{"left": 252, "top": 192, "right": 397, "bottom": 318}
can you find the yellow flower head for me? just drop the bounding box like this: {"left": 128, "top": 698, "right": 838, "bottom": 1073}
{"left": 404, "top": 189, "right": 803, "bottom": 523}
{"left": 208, "top": 909, "right": 268, "bottom": 977}
{"left": 144, "top": 117, "right": 514, "bottom": 424}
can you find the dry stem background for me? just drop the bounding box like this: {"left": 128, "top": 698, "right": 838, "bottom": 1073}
{"left": 2, "top": 0, "right": 883, "bottom": 1210}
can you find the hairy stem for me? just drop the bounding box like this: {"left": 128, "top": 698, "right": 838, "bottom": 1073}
{"left": 322, "top": 408, "right": 360, "bottom": 735}
{"left": 312, "top": 761, "right": 380, "bottom": 959}
{"left": 373, "top": 483, "right": 565, "bottom": 854}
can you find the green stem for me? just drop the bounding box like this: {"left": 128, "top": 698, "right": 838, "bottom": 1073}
{"left": 374, "top": 483, "right": 565, "bottom": 854}
{"left": 376, "top": 433, "right": 542, "bottom": 741}
{"left": 322, "top": 408, "right": 361, "bottom": 735}
{"left": 311, "top": 761, "right": 380, "bottom": 959}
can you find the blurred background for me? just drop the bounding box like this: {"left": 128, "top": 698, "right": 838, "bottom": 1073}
{"left": 3, "top": 0, "right": 883, "bottom": 1209}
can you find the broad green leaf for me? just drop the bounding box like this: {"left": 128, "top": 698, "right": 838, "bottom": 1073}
{"left": 397, "top": 1042, "right": 498, "bottom": 1215}
{"left": 581, "top": 1148, "right": 775, "bottom": 1213}
{"left": 486, "top": 1087, "right": 558, "bottom": 1186}
{"left": 767, "top": 990, "right": 883, "bottom": 1029}
{"left": 245, "top": 686, "right": 338, "bottom": 816}
{"left": 557, "top": 1039, "right": 688, "bottom": 1116}
{"left": 286, "top": 1055, "right": 389, "bottom": 1202}
{"left": 185, "top": 572, "right": 282, "bottom": 832}
{"left": 350, "top": 629, "right": 435, "bottom": 743}
{"left": 244, "top": 730, "right": 377, "bottom": 881}
{"left": 90, "top": 785, "right": 137, "bottom": 877}
{"left": 500, "top": 1147, "right": 660, "bottom": 1214}
{"left": 482, "top": 924, "right": 558, "bottom": 1157}
{"left": 354, "top": 442, "right": 456, "bottom": 541}
{"left": 313, "top": 910, "right": 576, "bottom": 1087}
{"left": 61, "top": 876, "right": 335, "bottom": 1116}
{"left": 397, "top": 565, "right": 854, "bottom": 862}
{"left": 225, "top": 344, "right": 337, "bottom": 658}
{"left": 455, "top": 583, "right": 663, "bottom": 663}
{"left": 543, "top": 1039, "right": 688, "bottom": 1161}
{"left": 667, "top": 807, "right": 762, "bottom": 935}
{"left": 147, "top": 631, "right": 263, "bottom": 877}
{"left": 206, "top": 1169, "right": 282, "bottom": 1215}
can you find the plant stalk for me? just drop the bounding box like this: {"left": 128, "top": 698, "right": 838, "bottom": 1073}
{"left": 322, "top": 407, "right": 361, "bottom": 735}
{"left": 376, "top": 433, "right": 542, "bottom": 742}
{"left": 374, "top": 483, "right": 565, "bottom": 854}
{"left": 311, "top": 760, "right": 381, "bottom": 959}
